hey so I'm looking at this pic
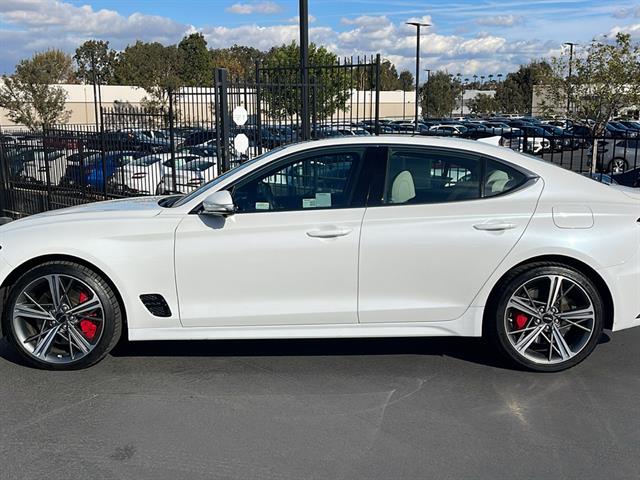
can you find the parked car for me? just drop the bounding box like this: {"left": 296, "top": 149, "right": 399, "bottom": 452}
{"left": 427, "top": 125, "right": 468, "bottom": 136}
{"left": 118, "top": 153, "right": 206, "bottom": 194}
{"left": 62, "top": 151, "right": 146, "bottom": 190}
{"left": 157, "top": 159, "right": 218, "bottom": 194}
{"left": 595, "top": 138, "right": 640, "bottom": 173}
{"left": 1, "top": 136, "right": 638, "bottom": 372}
{"left": 22, "top": 149, "right": 68, "bottom": 185}
{"left": 180, "top": 130, "right": 217, "bottom": 148}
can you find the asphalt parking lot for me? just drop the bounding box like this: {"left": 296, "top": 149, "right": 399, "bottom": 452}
{"left": 1, "top": 329, "right": 639, "bottom": 480}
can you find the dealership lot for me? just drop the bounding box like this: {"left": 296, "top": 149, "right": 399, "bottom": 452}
{"left": 1, "top": 329, "right": 639, "bottom": 479}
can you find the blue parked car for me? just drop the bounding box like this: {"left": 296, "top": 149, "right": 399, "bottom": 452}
{"left": 62, "top": 151, "right": 145, "bottom": 190}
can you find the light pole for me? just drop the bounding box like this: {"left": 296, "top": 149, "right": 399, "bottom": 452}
{"left": 406, "top": 21, "right": 430, "bottom": 132}
{"left": 424, "top": 68, "right": 431, "bottom": 119}
{"left": 564, "top": 42, "right": 577, "bottom": 116}
{"left": 457, "top": 73, "right": 462, "bottom": 116}
{"left": 300, "top": 0, "right": 310, "bottom": 140}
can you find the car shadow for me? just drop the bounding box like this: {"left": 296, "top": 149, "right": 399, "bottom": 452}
{"left": 0, "top": 333, "right": 612, "bottom": 371}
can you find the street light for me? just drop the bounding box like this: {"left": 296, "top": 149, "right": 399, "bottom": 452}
{"left": 299, "top": 0, "right": 310, "bottom": 140}
{"left": 564, "top": 42, "right": 577, "bottom": 116}
{"left": 406, "top": 21, "right": 431, "bottom": 132}
{"left": 424, "top": 68, "right": 431, "bottom": 119}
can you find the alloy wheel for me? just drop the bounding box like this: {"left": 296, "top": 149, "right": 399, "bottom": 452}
{"left": 504, "top": 275, "right": 596, "bottom": 365}
{"left": 11, "top": 274, "right": 105, "bottom": 365}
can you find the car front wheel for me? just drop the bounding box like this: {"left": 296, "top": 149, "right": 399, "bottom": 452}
{"left": 486, "top": 263, "right": 604, "bottom": 372}
{"left": 3, "top": 261, "right": 122, "bottom": 370}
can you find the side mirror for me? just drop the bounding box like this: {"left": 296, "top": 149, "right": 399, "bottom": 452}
{"left": 202, "top": 190, "right": 235, "bottom": 216}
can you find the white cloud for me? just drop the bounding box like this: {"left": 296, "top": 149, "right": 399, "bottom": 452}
{"left": 226, "top": 2, "right": 282, "bottom": 15}
{"left": 612, "top": 7, "right": 640, "bottom": 19}
{"left": 609, "top": 23, "right": 640, "bottom": 38}
{"left": 476, "top": 15, "right": 522, "bottom": 27}
{"left": 0, "top": 1, "right": 563, "bottom": 77}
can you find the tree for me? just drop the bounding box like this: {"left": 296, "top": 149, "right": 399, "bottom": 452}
{"left": 74, "top": 40, "right": 117, "bottom": 85}
{"left": 0, "top": 50, "right": 73, "bottom": 129}
{"left": 210, "top": 45, "right": 265, "bottom": 80}
{"left": 420, "top": 70, "right": 462, "bottom": 118}
{"left": 541, "top": 33, "right": 640, "bottom": 171}
{"left": 494, "top": 61, "right": 551, "bottom": 114}
{"left": 178, "top": 33, "right": 212, "bottom": 86}
{"left": 114, "top": 41, "right": 183, "bottom": 109}
{"left": 262, "top": 42, "right": 352, "bottom": 119}
{"left": 467, "top": 93, "right": 498, "bottom": 115}
{"left": 398, "top": 70, "right": 414, "bottom": 91}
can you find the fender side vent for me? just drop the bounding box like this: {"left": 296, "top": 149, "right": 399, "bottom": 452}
{"left": 140, "top": 294, "right": 172, "bottom": 317}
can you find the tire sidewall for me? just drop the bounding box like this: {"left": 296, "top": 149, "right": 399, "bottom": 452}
{"left": 3, "top": 262, "right": 120, "bottom": 370}
{"left": 492, "top": 265, "right": 604, "bottom": 372}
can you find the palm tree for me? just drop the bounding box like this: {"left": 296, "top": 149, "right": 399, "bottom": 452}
{"left": 488, "top": 74, "right": 494, "bottom": 83}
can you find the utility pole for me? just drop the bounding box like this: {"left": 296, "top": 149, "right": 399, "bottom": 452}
{"left": 300, "top": 0, "right": 310, "bottom": 140}
{"left": 406, "top": 21, "right": 430, "bottom": 133}
{"left": 424, "top": 69, "right": 431, "bottom": 119}
{"left": 564, "top": 42, "right": 577, "bottom": 116}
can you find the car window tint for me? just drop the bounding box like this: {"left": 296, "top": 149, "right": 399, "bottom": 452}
{"left": 484, "top": 159, "right": 527, "bottom": 197}
{"left": 383, "top": 149, "right": 481, "bottom": 205}
{"left": 233, "top": 149, "right": 362, "bottom": 213}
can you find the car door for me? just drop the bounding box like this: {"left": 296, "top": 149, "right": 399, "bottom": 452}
{"left": 358, "top": 146, "right": 543, "bottom": 323}
{"left": 174, "top": 146, "right": 372, "bottom": 327}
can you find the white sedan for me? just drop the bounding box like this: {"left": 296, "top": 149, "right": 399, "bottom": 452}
{"left": 117, "top": 153, "right": 203, "bottom": 194}
{"left": 0, "top": 136, "right": 638, "bottom": 371}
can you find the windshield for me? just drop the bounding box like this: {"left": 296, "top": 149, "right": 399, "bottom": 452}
{"left": 171, "top": 147, "right": 286, "bottom": 207}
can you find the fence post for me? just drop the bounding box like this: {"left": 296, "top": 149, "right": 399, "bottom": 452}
{"left": 374, "top": 53, "right": 381, "bottom": 136}
{"left": 41, "top": 125, "right": 53, "bottom": 211}
{"left": 0, "top": 125, "right": 8, "bottom": 216}
{"left": 311, "top": 76, "right": 318, "bottom": 139}
{"left": 168, "top": 87, "right": 177, "bottom": 193}
{"left": 216, "top": 68, "right": 231, "bottom": 173}
{"left": 255, "top": 61, "right": 263, "bottom": 156}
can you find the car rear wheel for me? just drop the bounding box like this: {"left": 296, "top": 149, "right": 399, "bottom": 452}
{"left": 2, "top": 261, "right": 122, "bottom": 370}
{"left": 486, "top": 263, "right": 604, "bottom": 372}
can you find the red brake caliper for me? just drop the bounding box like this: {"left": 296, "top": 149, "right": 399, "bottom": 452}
{"left": 78, "top": 292, "right": 97, "bottom": 340}
{"left": 514, "top": 312, "right": 529, "bottom": 330}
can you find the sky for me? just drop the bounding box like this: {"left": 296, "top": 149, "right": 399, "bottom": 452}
{"left": 1, "top": 0, "right": 640, "bottom": 77}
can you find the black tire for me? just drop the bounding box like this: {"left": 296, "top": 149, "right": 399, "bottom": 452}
{"left": 2, "top": 261, "right": 122, "bottom": 370}
{"left": 485, "top": 262, "right": 604, "bottom": 372}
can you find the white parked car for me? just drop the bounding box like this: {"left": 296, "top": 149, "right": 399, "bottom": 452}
{"left": 118, "top": 153, "right": 203, "bottom": 194}
{"left": 0, "top": 136, "right": 638, "bottom": 371}
{"left": 428, "top": 125, "right": 468, "bottom": 135}
{"left": 156, "top": 159, "right": 218, "bottom": 194}
{"left": 22, "top": 149, "right": 69, "bottom": 185}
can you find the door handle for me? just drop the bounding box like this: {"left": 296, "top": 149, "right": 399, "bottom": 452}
{"left": 306, "top": 227, "right": 353, "bottom": 238}
{"left": 473, "top": 221, "right": 517, "bottom": 231}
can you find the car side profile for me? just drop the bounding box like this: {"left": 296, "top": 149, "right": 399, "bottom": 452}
{"left": 0, "top": 136, "right": 638, "bottom": 371}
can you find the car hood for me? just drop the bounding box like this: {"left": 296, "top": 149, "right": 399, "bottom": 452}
{"left": 1, "top": 196, "right": 164, "bottom": 232}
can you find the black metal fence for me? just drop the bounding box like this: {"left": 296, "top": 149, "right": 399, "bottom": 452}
{"left": 1, "top": 58, "right": 639, "bottom": 218}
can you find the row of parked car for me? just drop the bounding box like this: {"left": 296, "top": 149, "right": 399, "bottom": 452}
{"left": 2, "top": 115, "right": 639, "bottom": 193}
{"left": 2, "top": 138, "right": 218, "bottom": 195}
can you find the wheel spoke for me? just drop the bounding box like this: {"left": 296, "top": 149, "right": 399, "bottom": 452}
{"left": 23, "top": 292, "right": 50, "bottom": 314}
{"left": 32, "top": 325, "right": 60, "bottom": 358}
{"left": 14, "top": 304, "right": 54, "bottom": 322}
{"left": 551, "top": 325, "right": 572, "bottom": 360}
{"left": 46, "top": 275, "right": 63, "bottom": 311}
{"left": 67, "top": 297, "right": 101, "bottom": 316}
{"left": 557, "top": 308, "right": 593, "bottom": 321}
{"left": 507, "top": 324, "right": 540, "bottom": 335}
{"left": 514, "top": 325, "right": 544, "bottom": 353}
{"left": 67, "top": 324, "right": 91, "bottom": 354}
{"left": 508, "top": 297, "right": 541, "bottom": 319}
{"left": 546, "top": 275, "right": 563, "bottom": 310}
{"left": 561, "top": 318, "right": 592, "bottom": 333}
